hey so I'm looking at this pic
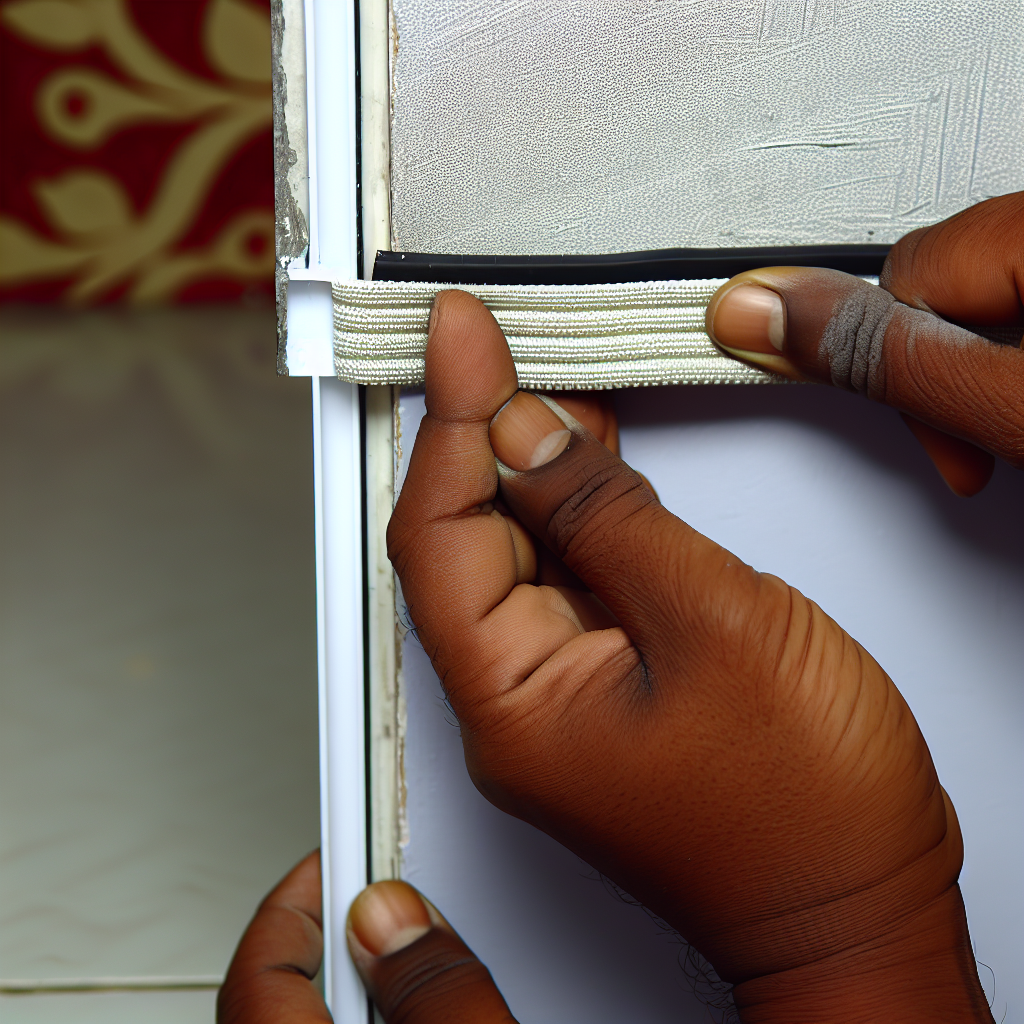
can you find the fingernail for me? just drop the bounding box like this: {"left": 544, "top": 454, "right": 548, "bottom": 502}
{"left": 490, "top": 392, "right": 571, "bottom": 471}
{"left": 710, "top": 284, "right": 785, "bottom": 353}
{"left": 348, "top": 881, "right": 431, "bottom": 957}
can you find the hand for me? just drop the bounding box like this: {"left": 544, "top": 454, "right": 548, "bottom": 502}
{"left": 705, "top": 192, "right": 1023, "bottom": 496}
{"left": 387, "top": 289, "right": 995, "bottom": 1022}
{"left": 217, "top": 851, "right": 330, "bottom": 1024}
{"left": 218, "top": 852, "right": 517, "bottom": 1024}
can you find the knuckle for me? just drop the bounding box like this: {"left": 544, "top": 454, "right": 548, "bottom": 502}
{"left": 545, "top": 446, "right": 651, "bottom": 561}
{"left": 818, "top": 285, "right": 898, "bottom": 398}
{"left": 376, "top": 942, "right": 496, "bottom": 1023}
{"left": 385, "top": 508, "right": 413, "bottom": 569}
{"left": 878, "top": 224, "right": 928, "bottom": 296}
{"left": 386, "top": 511, "right": 432, "bottom": 582}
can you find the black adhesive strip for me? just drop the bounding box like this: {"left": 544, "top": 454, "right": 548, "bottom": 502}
{"left": 372, "top": 245, "right": 891, "bottom": 286}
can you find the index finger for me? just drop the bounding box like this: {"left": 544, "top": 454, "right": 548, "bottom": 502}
{"left": 881, "top": 192, "right": 1023, "bottom": 333}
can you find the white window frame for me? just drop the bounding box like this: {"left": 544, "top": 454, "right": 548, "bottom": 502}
{"left": 272, "top": 1, "right": 395, "bottom": 1018}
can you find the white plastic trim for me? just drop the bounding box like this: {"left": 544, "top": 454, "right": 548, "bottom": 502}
{"left": 313, "top": 376, "right": 367, "bottom": 1020}
{"left": 302, "top": 0, "right": 367, "bottom": 1020}
{"left": 286, "top": 280, "right": 335, "bottom": 377}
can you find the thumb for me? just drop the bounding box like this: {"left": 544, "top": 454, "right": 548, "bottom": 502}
{"left": 704, "top": 267, "right": 1023, "bottom": 472}
{"left": 347, "top": 881, "right": 517, "bottom": 1024}
{"left": 488, "top": 391, "right": 765, "bottom": 662}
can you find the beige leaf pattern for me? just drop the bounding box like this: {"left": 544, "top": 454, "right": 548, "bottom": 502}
{"left": 34, "top": 170, "right": 134, "bottom": 237}
{"left": 203, "top": 0, "right": 271, "bottom": 83}
{"left": 36, "top": 67, "right": 191, "bottom": 149}
{"left": 1, "top": 0, "right": 96, "bottom": 50}
{"left": 0, "top": 217, "right": 92, "bottom": 283}
{"left": 1, "top": 0, "right": 273, "bottom": 303}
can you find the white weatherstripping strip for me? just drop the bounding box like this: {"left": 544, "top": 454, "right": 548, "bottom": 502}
{"left": 331, "top": 279, "right": 775, "bottom": 387}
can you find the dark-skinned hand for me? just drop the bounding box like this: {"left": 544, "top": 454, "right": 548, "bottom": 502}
{"left": 220, "top": 197, "right": 1020, "bottom": 1024}
{"left": 707, "top": 192, "right": 1022, "bottom": 495}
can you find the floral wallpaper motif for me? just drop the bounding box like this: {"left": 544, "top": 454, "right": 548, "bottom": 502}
{"left": 0, "top": 0, "right": 274, "bottom": 303}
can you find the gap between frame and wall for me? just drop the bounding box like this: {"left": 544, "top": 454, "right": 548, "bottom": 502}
{"left": 358, "top": 9, "right": 404, "bottom": 1024}
{"left": 358, "top": 0, "right": 405, "bottom": 891}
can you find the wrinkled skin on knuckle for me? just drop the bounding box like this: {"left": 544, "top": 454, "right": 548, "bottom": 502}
{"left": 807, "top": 281, "right": 1024, "bottom": 463}
{"left": 499, "top": 440, "right": 651, "bottom": 569}
{"left": 541, "top": 442, "right": 655, "bottom": 564}
{"left": 816, "top": 285, "right": 897, "bottom": 399}
{"left": 370, "top": 934, "right": 505, "bottom": 1024}
{"left": 769, "top": 268, "right": 879, "bottom": 385}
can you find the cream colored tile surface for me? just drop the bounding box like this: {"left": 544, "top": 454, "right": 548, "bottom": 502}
{"left": 0, "top": 989, "right": 216, "bottom": 1024}
{"left": 0, "top": 307, "right": 319, "bottom": 986}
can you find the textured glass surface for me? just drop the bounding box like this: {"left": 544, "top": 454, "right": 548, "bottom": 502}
{"left": 390, "top": 0, "right": 1023, "bottom": 254}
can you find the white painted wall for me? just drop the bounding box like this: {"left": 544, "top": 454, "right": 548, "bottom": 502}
{"left": 397, "top": 385, "right": 1023, "bottom": 1022}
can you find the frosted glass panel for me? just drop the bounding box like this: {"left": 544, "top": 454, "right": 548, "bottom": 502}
{"left": 390, "top": 0, "right": 1023, "bottom": 253}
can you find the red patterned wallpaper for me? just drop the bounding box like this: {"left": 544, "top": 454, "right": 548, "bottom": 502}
{"left": 0, "top": 0, "right": 274, "bottom": 303}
